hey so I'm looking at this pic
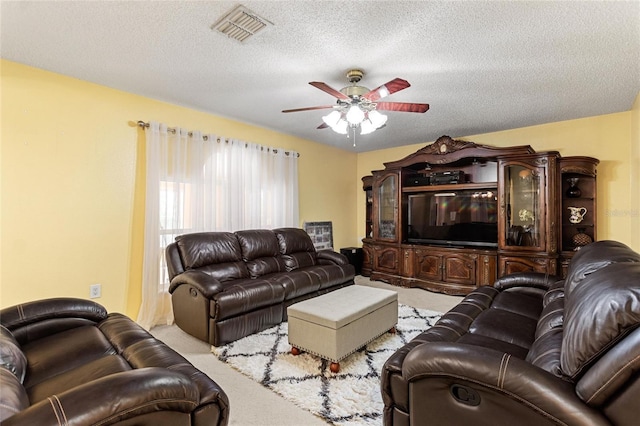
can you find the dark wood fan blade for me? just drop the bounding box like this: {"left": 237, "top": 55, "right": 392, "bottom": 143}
{"left": 309, "top": 82, "right": 351, "bottom": 100}
{"left": 317, "top": 122, "right": 329, "bottom": 129}
{"left": 363, "top": 78, "right": 410, "bottom": 101}
{"left": 375, "top": 102, "right": 430, "bottom": 113}
{"left": 282, "top": 105, "right": 334, "bottom": 113}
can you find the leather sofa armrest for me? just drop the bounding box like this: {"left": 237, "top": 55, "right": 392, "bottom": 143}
{"left": 317, "top": 249, "right": 349, "bottom": 265}
{"left": 403, "top": 343, "right": 610, "bottom": 426}
{"left": 165, "top": 241, "right": 185, "bottom": 281}
{"left": 2, "top": 368, "right": 201, "bottom": 426}
{"left": 493, "top": 272, "right": 561, "bottom": 292}
{"left": 0, "top": 298, "right": 107, "bottom": 331}
{"left": 169, "top": 270, "right": 224, "bottom": 298}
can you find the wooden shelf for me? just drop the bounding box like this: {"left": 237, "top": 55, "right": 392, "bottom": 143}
{"left": 403, "top": 182, "right": 498, "bottom": 193}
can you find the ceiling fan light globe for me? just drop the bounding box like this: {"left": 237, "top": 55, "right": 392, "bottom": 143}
{"left": 346, "top": 105, "right": 365, "bottom": 125}
{"left": 332, "top": 118, "right": 349, "bottom": 134}
{"left": 322, "top": 110, "right": 341, "bottom": 127}
{"left": 360, "top": 119, "right": 376, "bottom": 135}
{"left": 369, "top": 110, "right": 387, "bottom": 128}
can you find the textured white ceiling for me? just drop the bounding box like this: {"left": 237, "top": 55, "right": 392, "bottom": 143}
{"left": 2, "top": 1, "right": 639, "bottom": 152}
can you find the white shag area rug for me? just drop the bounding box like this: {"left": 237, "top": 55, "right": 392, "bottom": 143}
{"left": 211, "top": 304, "right": 441, "bottom": 426}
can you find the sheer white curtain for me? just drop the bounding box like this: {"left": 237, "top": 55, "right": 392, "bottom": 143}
{"left": 137, "top": 122, "right": 299, "bottom": 329}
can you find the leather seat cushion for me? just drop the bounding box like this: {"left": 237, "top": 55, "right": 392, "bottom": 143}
{"left": 196, "top": 261, "right": 250, "bottom": 282}
{"left": 468, "top": 308, "right": 538, "bottom": 351}
{"left": 429, "top": 287, "right": 501, "bottom": 337}
{"left": 100, "top": 313, "right": 230, "bottom": 408}
{"left": 489, "top": 290, "right": 544, "bottom": 320}
{"left": 269, "top": 265, "right": 351, "bottom": 299}
{"left": 456, "top": 333, "right": 530, "bottom": 359}
{"left": 213, "top": 279, "right": 286, "bottom": 320}
{"left": 26, "top": 354, "right": 131, "bottom": 404}
{"left": 402, "top": 287, "right": 501, "bottom": 346}
{"left": 21, "top": 326, "right": 117, "bottom": 389}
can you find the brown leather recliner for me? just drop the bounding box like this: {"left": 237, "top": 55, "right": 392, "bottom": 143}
{"left": 165, "top": 227, "right": 355, "bottom": 346}
{"left": 381, "top": 240, "right": 640, "bottom": 426}
{"left": 0, "top": 298, "right": 229, "bottom": 425}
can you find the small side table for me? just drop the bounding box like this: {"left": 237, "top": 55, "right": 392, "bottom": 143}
{"left": 340, "top": 247, "right": 363, "bottom": 275}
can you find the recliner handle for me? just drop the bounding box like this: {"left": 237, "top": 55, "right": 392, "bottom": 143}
{"left": 450, "top": 384, "right": 481, "bottom": 406}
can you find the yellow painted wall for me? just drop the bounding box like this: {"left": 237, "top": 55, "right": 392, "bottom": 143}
{"left": 631, "top": 92, "right": 640, "bottom": 249}
{"left": 1, "top": 60, "right": 357, "bottom": 317}
{"left": 357, "top": 109, "right": 639, "bottom": 251}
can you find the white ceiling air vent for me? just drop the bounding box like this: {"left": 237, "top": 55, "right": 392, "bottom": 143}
{"left": 211, "top": 5, "right": 273, "bottom": 43}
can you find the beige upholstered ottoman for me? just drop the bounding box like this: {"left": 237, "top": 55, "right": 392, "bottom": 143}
{"left": 287, "top": 285, "right": 398, "bottom": 372}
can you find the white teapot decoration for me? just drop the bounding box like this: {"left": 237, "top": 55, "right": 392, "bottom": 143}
{"left": 568, "top": 206, "right": 587, "bottom": 224}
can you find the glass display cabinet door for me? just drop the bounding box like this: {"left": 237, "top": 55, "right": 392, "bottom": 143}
{"left": 375, "top": 173, "right": 398, "bottom": 241}
{"left": 501, "top": 163, "right": 546, "bottom": 251}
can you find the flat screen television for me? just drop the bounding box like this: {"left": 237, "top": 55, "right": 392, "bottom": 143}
{"left": 406, "top": 188, "right": 498, "bottom": 248}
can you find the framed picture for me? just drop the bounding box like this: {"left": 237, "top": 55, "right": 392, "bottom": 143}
{"left": 303, "top": 221, "right": 334, "bottom": 250}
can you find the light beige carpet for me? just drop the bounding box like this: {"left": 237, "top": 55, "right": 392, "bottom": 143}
{"left": 151, "top": 276, "right": 462, "bottom": 426}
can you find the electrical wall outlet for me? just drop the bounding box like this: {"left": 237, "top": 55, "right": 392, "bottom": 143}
{"left": 90, "top": 283, "right": 101, "bottom": 299}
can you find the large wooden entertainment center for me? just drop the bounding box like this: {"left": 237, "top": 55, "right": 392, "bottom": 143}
{"left": 361, "top": 135, "right": 598, "bottom": 295}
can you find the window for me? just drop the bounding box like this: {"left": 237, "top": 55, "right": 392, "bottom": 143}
{"left": 159, "top": 180, "right": 192, "bottom": 290}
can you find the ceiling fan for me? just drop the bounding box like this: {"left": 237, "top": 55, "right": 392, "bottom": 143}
{"left": 282, "top": 69, "right": 429, "bottom": 135}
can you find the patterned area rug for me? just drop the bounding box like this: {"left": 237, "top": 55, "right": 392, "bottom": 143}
{"left": 211, "top": 304, "right": 441, "bottom": 426}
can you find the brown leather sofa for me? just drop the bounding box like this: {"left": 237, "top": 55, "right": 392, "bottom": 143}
{"left": 0, "top": 298, "right": 229, "bottom": 425}
{"left": 381, "top": 240, "right": 640, "bottom": 426}
{"left": 166, "top": 227, "right": 355, "bottom": 346}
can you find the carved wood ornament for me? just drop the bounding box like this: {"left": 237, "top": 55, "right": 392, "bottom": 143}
{"left": 383, "top": 135, "right": 534, "bottom": 169}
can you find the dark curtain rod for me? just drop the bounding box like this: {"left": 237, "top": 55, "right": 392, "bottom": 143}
{"left": 137, "top": 120, "right": 300, "bottom": 157}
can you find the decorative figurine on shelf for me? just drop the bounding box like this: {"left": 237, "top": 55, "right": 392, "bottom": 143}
{"left": 568, "top": 206, "right": 587, "bottom": 224}
{"left": 572, "top": 228, "right": 593, "bottom": 250}
{"left": 566, "top": 177, "right": 582, "bottom": 198}
{"left": 519, "top": 209, "right": 535, "bottom": 222}
{"left": 519, "top": 169, "right": 532, "bottom": 182}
